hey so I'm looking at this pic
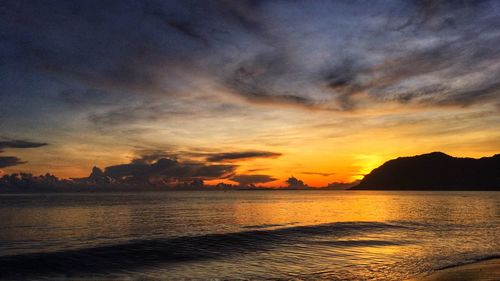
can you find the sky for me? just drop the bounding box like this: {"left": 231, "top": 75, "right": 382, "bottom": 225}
{"left": 1, "top": 0, "right": 500, "bottom": 187}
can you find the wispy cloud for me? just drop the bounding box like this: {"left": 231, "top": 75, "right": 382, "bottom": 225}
{"left": 206, "top": 151, "right": 281, "bottom": 162}
{"left": 300, "top": 171, "right": 335, "bottom": 177}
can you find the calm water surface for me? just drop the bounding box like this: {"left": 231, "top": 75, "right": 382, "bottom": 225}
{"left": 0, "top": 191, "right": 499, "bottom": 280}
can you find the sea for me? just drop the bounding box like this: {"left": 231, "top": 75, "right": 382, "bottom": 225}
{"left": 0, "top": 191, "right": 499, "bottom": 280}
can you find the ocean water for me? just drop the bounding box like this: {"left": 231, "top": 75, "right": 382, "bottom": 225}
{"left": 0, "top": 191, "right": 498, "bottom": 280}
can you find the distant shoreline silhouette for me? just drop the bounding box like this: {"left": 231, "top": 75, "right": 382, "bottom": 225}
{"left": 351, "top": 152, "right": 500, "bottom": 191}
{"left": 2, "top": 152, "right": 499, "bottom": 192}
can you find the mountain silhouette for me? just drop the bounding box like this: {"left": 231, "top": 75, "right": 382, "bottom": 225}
{"left": 351, "top": 152, "right": 500, "bottom": 190}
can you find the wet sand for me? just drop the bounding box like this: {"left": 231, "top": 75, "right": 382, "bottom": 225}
{"left": 408, "top": 259, "right": 500, "bottom": 281}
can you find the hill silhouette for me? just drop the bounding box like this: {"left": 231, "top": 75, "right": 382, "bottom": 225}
{"left": 351, "top": 152, "right": 500, "bottom": 190}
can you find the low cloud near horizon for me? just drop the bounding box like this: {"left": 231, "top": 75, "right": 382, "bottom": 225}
{"left": 0, "top": 139, "right": 48, "bottom": 169}
{"left": 102, "top": 157, "right": 237, "bottom": 184}
{"left": 230, "top": 174, "right": 277, "bottom": 186}
{"left": 206, "top": 151, "right": 282, "bottom": 162}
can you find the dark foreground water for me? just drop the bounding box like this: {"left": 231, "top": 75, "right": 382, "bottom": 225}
{"left": 0, "top": 191, "right": 498, "bottom": 280}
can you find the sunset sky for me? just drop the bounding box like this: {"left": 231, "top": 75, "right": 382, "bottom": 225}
{"left": 1, "top": 0, "right": 499, "bottom": 187}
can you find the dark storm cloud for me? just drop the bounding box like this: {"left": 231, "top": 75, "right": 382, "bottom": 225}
{"left": 104, "top": 157, "right": 236, "bottom": 183}
{"left": 322, "top": 59, "right": 368, "bottom": 111}
{"left": 58, "top": 88, "right": 119, "bottom": 108}
{"left": 2, "top": 0, "right": 500, "bottom": 120}
{"left": 144, "top": 9, "right": 206, "bottom": 43}
{"left": 132, "top": 151, "right": 176, "bottom": 164}
{"left": 389, "top": 0, "right": 490, "bottom": 31}
{"left": 88, "top": 104, "right": 180, "bottom": 127}
{"left": 1, "top": 0, "right": 200, "bottom": 96}
{"left": 132, "top": 148, "right": 282, "bottom": 164}
{"left": 224, "top": 50, "right": 318, "bottom": 108}
{"left": 0, "top": 140, "right": 47, "bottom": 168}
{"left": 101, "top": 149, "right": 281, "bottom": 184}
{"left": 206, "top": 151, "right": 282, "bottom": 162}
{"left": 221, "top": 0, "right": 500, "bottom": 110}
{"left": 0, "top": 140, "right": 48, "bottom": 152}
{"left": 230, "top": 174, "right": 277, "bottom": 186}
{"left": 0, "top": 0, "right": 268, "bottom": 97}
{"left": 0, "top": 156, "right": 25, "bottom": 168}
{"left": 373, "top": 1, "right": 500, "bottom": 106}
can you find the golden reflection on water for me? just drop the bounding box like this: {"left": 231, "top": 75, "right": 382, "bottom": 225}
{"left": 231, "top": 192, "right": 407, "bottom": 226}
{"left": 0, "top": 191, "right": 498, "bottom": 281}
{"left": 1, "top": 191, "right": 498, "bottom": 250}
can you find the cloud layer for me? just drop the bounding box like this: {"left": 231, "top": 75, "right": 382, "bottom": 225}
{"left": 2, "top": 0, "right": 500, "bottom": 113}
{"left": 0, "top": 156, "right": 24, "bottom": 169}
{"left": 0, "top": 140, "right": 48, "bottom": 152}
{"left": 0, "top": 1, "right": 499, "bottom": 183}
{"left": 0, "top": 139, "right": 48, "bottom": 168}
{"left": 230, "top": 174, "right": 277, "bottom": 186}
{"left": 102, "top": 157, "right": 236, "bottom": 185}
{"left": 206, "top": 151, "right": 281, "bottom": 162}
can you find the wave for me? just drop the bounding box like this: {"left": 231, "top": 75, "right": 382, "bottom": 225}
{"left": 313, "top": 239, "right": 405, "bottom": 247}
{"left": 435, "top": 254, "right": 500, "bottom": 271}
{"left": 0, "top": 221, "right": 402, "bottom": 278}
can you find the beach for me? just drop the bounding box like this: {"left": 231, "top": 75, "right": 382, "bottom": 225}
{"left": 409, "top": 259, "right": 500, "bottom": 281}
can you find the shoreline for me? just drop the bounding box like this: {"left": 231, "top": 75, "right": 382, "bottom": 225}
{"left": 408, "top": 258, "right": 500, "bottom": 281}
